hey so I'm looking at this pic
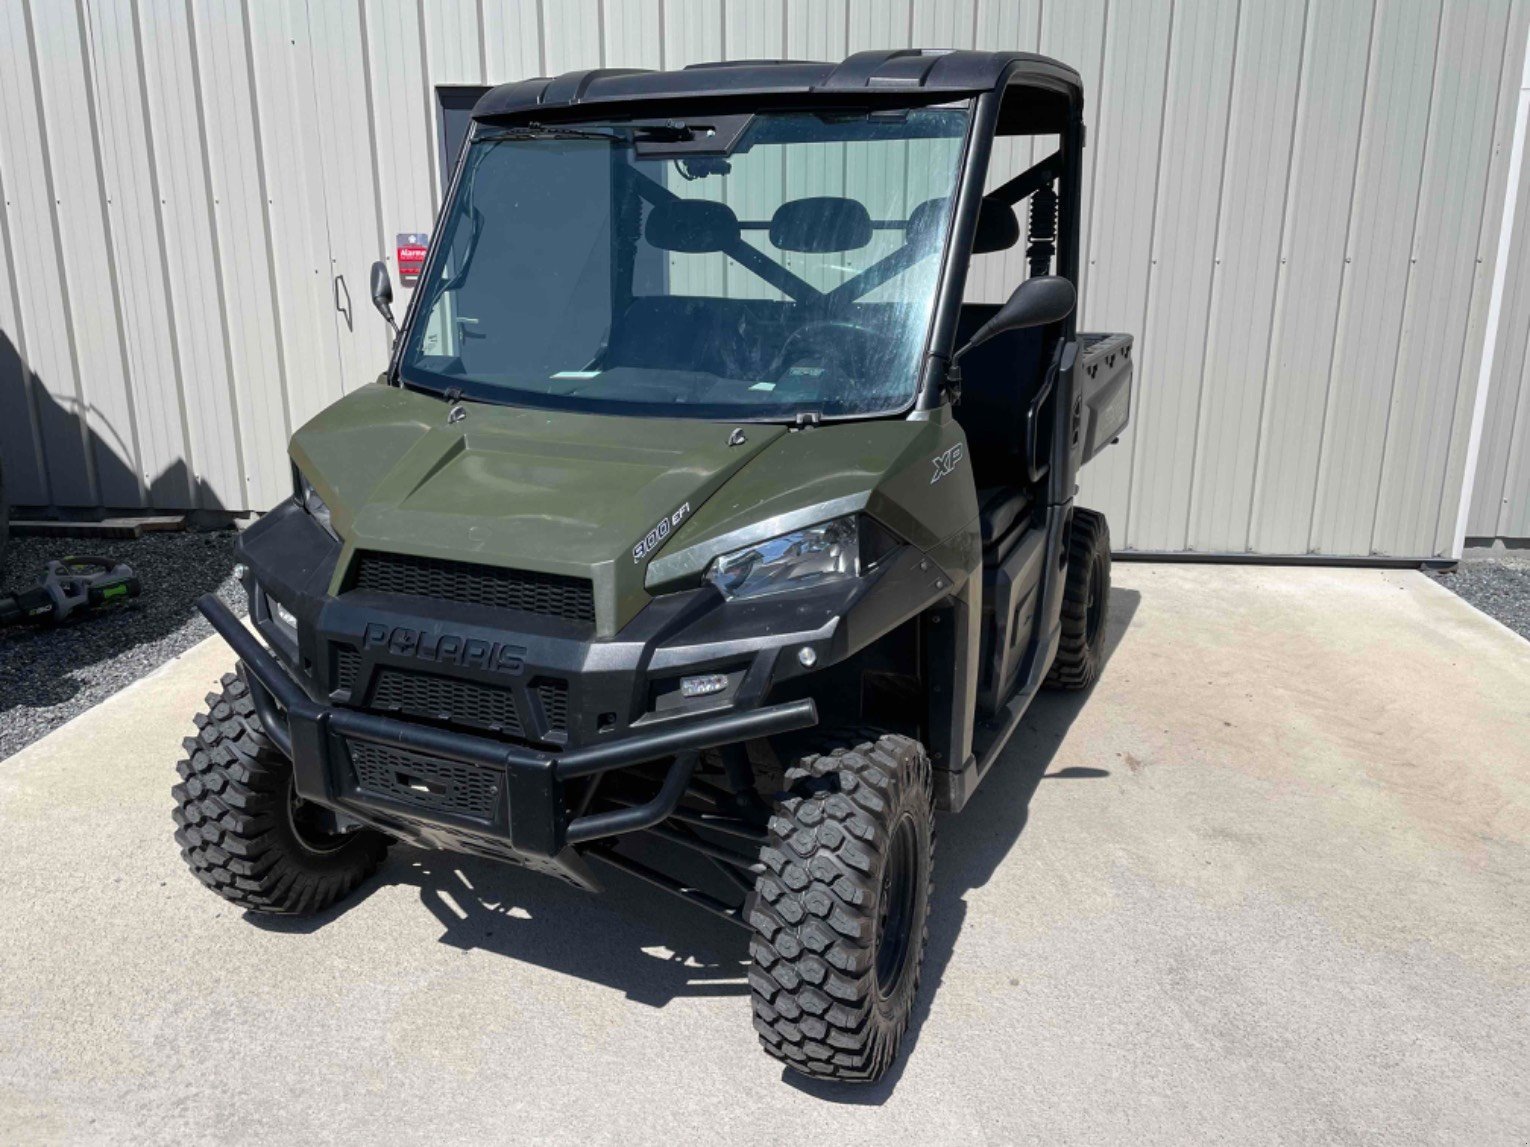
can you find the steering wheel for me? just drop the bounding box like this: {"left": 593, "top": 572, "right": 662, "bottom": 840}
{"left": 771, "top": 319, "right": 879, "bottom": 390}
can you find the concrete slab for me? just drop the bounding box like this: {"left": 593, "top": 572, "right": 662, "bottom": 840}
{"left": 1, "top": 565, "right": 1526, "bottom": 1144}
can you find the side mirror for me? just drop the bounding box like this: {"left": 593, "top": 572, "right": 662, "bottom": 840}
{"left": 370, "top": 260, "right": 399, "bottom": 335}
{"left": 955, "top": 274, "right": 1076, "bottom": 361}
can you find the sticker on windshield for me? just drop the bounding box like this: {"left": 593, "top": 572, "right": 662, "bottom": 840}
{"left": 634, "top": 502, "right": 691, "bottom": 564}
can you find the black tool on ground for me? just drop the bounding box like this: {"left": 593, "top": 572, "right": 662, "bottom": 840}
{"left": 0, "top": 556, "right": 141, "bottom": 627}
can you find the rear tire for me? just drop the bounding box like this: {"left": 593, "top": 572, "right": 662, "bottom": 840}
{"left": 172, "top": 672, "right": 388, "bottom": 915}
{"left": 748, "top": 731, "right": 934, "bottom": 1083}
{"left": 1045, "top": 507, "right": 1111, "bottom": 691}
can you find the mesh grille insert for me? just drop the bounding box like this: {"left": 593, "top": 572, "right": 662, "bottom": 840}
{"left": 533, "top": 677, "right": 569, "bottom": 734}
{"left": 335, "top": 646, "right": 360, "bottom": 691}
{"left": 334, "top": 647, "right": 569, "bottom": 743}
{"left": 352, "top": 552, "right": 596, "bottom": 625}
{"left": 371, "top": 667, "right": 524, "bottom": 737}
{"left": 348, "top": 741, "right": 501, "bottom": 820}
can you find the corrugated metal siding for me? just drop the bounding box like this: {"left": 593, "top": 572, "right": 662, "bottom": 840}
{"left": 0, "top": 0, "right": 1524, "bottom": 557}
{"left": 1468, "top": 43, "right": 1530, "bottom": 541}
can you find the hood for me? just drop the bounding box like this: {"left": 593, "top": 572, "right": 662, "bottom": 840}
{"left": 290, "top": 385, "right": 785, "bottom": 634}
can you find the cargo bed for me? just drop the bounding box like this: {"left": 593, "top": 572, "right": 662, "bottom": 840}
{"left": 1077, "top": 332, "right": 1133, "bottom": 464}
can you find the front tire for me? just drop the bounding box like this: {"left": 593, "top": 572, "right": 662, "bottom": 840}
{"left": 1045, "top": 507, "right": 1111, "bottom": 691}
{"left": 748, "top": 732, "right": 934, "bottom": 1083}
{"left": 172, "top": 672, "right": 388, "bottom": 915}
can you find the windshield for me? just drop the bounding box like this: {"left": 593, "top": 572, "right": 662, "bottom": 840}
{"left": 399, "top": 107, "right": 971, "bottom": 420}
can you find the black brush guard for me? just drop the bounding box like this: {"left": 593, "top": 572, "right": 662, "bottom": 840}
{"left": 197, "top": 594, "right": 815, "bottom": 891}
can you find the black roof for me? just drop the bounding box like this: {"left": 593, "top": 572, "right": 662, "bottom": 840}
{"left": 471, "top": 49, "right": 1081, "bottom": 122}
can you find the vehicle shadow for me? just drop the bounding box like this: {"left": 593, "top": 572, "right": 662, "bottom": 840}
{"left": 249, "top": 586, "right": 1142, "bottom": 1085}
{"left": 249, "top": 835, "right": 753, "bottom": 1005}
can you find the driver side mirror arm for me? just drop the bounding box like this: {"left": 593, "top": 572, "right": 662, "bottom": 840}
{"left": 943, "top": 357, "right": 964, "bottom": 406}
{"left": 370, "top": 259, "right": 400, "bottom": 338}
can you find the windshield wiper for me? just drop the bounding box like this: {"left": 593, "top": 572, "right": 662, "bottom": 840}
{"left": 480, "top": 121, "right": 697, "bottom": 144}
{"left": 478, "top": 122, "right": 625, "bottom": 143}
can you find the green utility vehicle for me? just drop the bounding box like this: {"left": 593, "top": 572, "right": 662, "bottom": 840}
{"left": 175, "top": 50, "right": 1132, "bottom": 1083}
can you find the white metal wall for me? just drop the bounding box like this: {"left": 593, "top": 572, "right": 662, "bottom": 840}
{"left": 1467, "top": 44, "right": 1530, "bottom": 543}
{"left": 0, "top": 0, "right": 1526, "bottom": 557}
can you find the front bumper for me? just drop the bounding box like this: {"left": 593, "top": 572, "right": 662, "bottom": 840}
{"left": 217, "top": 502, "right": 951, "bottom": 885}
{"left": 201, "top": 594, "right": 815, "bottom": 886}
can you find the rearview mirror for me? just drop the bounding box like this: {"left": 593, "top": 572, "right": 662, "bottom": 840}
{"left": 370, "top": 260, "right": 399, "bottom": 336}
{"left": 956, "top": 274, "right": 1075, "bottom": 360}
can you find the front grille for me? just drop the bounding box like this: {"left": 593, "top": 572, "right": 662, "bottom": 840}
{"left": 352, "top": 552, "right": 596, "bottom": 625}
{"left": 334, "top": 645, "right": 567, "bottom": 741}
{"left": 349, "top": 741, "right": 501, "bottom": 819}
{"left": 335, "top": 646, "right": 360, "bottom": 691}
{"left": 371, "top": 667, "right": 524, "bottom": 737}
{"left": 533, "top": 677, "right": 569, "bottom": 734}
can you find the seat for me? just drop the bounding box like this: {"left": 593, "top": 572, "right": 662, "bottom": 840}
{"left": 907, "top": 196, "right": 1020, "bottom": 254}
{"left": 951, "top": 310, "right": 1048, "bottom": 490}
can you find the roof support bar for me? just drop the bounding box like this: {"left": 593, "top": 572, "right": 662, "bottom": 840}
{"left": 987, "top": 149, "right": 1063, "bottom": 207}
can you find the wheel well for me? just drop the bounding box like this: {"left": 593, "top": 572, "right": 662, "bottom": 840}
{"left": 764, "top": 612, "right": 927, "bottom": 745}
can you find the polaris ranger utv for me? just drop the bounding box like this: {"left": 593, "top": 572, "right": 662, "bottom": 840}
{"left": 175, "top": 50, "right": 1132, "bottom": 1083}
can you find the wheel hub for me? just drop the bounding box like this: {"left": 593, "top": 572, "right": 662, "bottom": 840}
{"left": 285, "top": 777, "right": 351, "bottom": 855}
{"left": 1084, "top": 558, "right": 1105, "bottom": 646}
{"left": 875, "top": 814, "right": 920, "bottom": 999}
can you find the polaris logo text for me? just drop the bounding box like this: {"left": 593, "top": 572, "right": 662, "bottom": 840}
{"left": 930, "top": 442, "right": 964, "bottom": 484}
{"left": 361, "top": 623, "right": 526, "bottom": 676}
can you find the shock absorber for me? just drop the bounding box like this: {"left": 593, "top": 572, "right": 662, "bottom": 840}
{"left": 1027, "top": 183, "right": 1058, "bottom": 277}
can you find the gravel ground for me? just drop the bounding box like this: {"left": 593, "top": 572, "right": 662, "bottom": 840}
{"left": 0, "top": 530, "right": 244, "bottom": 759}
{"left": 1427, "top": 552, "right": 1530, "bottom": 642}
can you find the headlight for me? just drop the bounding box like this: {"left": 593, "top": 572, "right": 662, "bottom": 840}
{"left": 705, "top": 516, "right": 860, "bottom": 600}
{"left": 267, "top": 593, "right": 298, "bottom": 638}
{"left": 294, "top": 470, "right": 338, "bottom": 540}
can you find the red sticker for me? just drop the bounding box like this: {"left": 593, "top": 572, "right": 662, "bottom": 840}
{"left": 396, "top": 232, "right": 429, "bottom": 282}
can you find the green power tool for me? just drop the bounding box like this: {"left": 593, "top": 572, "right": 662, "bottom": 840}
{"left": 0, "top": 556, "right": 141, "bottom": 627}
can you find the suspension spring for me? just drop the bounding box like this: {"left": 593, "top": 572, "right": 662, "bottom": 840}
{"left": 1028, "top": 184, "right": 1058, "bottom": 277}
